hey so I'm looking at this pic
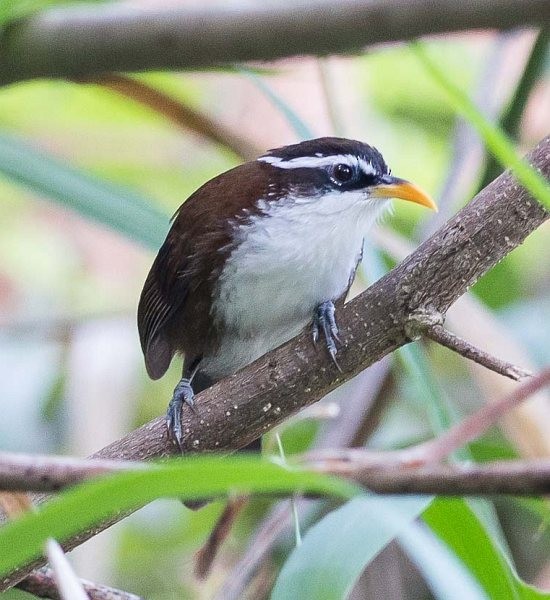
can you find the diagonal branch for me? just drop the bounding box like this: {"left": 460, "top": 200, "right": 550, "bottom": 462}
{"left": 73, "top": 74, "right": 261, "bottom": 161}
{"left": 1, "top": 137, "right": 549, "bottom": 591}
{"left": 3, "top": 367, "right": 549, "bottom": 494}
{"left": 0, "top": 474, "right": 143, "bottom": 600}
{"left": 0, "top": 453, "right": 143, "bottom": 493}
{"left": 1, "top": 0, "right": 550, "bottom": 86}
{"left": 405, "top": 309, "right": 532, "bottom": 380}
{"left": 17, "top": 567, "right": 144, "bottom": 600}
{"left": 89, "top": 136, "right": 549, "bottom": 460}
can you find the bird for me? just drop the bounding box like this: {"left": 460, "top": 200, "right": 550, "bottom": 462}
{"left": 138, "top": 137, "right": 436, "bottom": 449}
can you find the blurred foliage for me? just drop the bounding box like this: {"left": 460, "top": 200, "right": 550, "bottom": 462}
{"left": 241, "top": 67, "right": 316, "bottom": 140}
{"left": 0, "top": 457, "right": 356, "bottom": 579}
{"left": 0, "top": 133, "right": 168, "bottom": 249}
{"left": 424, "top": 498, "right": 550, "bottom": 599}
{"left": 0, "top": 3, "right": 549, "bottom": 598}
{"left": 0, "top": 0, "right": 107, "bottom": 27}
{"left": 412, "top": 41, "right": 550, "bottom": 208}
{"left": 479, "top": 30, "right": 550, "bottom": 190}
{"left": 271, "top": 496, "right": 487, "bottom": 600}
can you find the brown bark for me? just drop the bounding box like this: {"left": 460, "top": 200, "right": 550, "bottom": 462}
{"left": 1, "top": 0, "right": 550, "bottom": 85}
{"left": 320, "top": 458, "right": 550, "bottom": 496}
{"left": 17, "top": 567, "right": 144, "bottom": 600}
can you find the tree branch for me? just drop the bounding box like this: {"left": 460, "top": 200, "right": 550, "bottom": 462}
{"left": 17, "top": 567, "right": 144, "bottom": 600}
{"left": 320, "top": 458, "right": 550, "bottom": 496}
{"left": 2, "top": 138, "right": 549, "bottom": 590}
{"left": 90, "top": 136, "right": 549, "bottom": 461}
{"left": 307, "top": 366, "right": 550, "bottom": 469}
{"left": 406, "top": 311, "right": 532, "bottom": 380}
{"left": 3, "top": 367, "right": 549, "bottom": 494}
{"left": 1, "top": 0, "right": 550, "bottom": 85}
{"left": 73, "top": 75, "right": 261, "bottom": 161}
{"left": 0, "top": 453, "right": 143, "bottom": 493}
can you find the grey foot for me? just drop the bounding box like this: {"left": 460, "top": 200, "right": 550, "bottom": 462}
{"left": 167, "top": 378, "right": 195, "bottom": 450}
{"left": 312, "top": 300, "right": 342, "bottom": 371}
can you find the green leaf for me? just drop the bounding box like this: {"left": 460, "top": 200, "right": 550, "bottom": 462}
{"left": 0, "top": 133, "right": 168, "bottom": 249}
{"left": 239, "top": 68, "right": 315, "bottom": 141}
{"left": 398, "top": 343, "right": 458, "bottom": 435}
{"left": 478, "top": 30, "right": 550, "bottom": 191}
{"left": 411, "top": 42, "right": 550, "bottom": 209}
{"left": 272, "top": 496, "right": 488, "bottom": 600}
{"left": 0, "top": 456, "right": 357, "bottom": 577}
{"left": 424, "top": 498, "right": 550, "bottom": 599}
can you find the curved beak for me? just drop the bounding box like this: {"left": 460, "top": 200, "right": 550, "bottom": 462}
{"left": 371, "top": 175, "right": 437, "bottom": 211}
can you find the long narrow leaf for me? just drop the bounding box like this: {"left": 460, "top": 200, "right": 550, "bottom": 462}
{"left": 272, "top": 496, "right": 487, "bottom": 600}
{"left": 0, "top": 456, "right": 357, "bottom": 577}
{"left": 411, "top": 42, "right": 550, "bottom": 208}
{"left": 239, "top": 68, "right": 315, "bottom": 141}
{"left": 479, "top": 30, "right": 550, "bottom": 190}
{"left": 0, "top": 133, "right": 168, "bottom": 249}
{"left": 424, "top": 498, "right": 550, "bottom": 599}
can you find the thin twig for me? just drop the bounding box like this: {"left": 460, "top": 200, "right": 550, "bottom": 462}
{"left": 306, "top": 367, "right": 550, "bottom": 471}
{"left": 194, "top": 496, "right": 249, "bottom": 580}
{"left": 424, "top": 323, "right": 532, "bottom": 380}
{"left": 414, "top": 366, "right": 550, "bottom": 464}
{"left": 404, "top": 309, "right": 531, "bottom": 381}
{"left": 213, "top": 501, "right": 296, "bottom": 600}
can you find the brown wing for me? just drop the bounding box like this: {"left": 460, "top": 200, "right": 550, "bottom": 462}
{"left": 138, "top": 161, "right": 274, "bottom": 380}
{"left": 138, "top": 230, "right": 188, "bottom": 379}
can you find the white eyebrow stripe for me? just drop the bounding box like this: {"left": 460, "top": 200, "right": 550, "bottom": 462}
{"left": 358, "top": 158, "right": 376, "bottom": 176}
{"left": 258, "top": 154, "right": 355, "bottom": 169}
{"left": 258, "top": 153, "right": 376, "bottom": 176}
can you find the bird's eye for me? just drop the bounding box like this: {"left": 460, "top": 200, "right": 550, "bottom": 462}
{"left": 331, "top": 163, "right": 354, "bottom": 184}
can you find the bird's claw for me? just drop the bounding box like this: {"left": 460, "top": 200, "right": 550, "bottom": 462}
{"left": 312, "top": 300, "right": 342, "bottom": 372}
{"left": 167, "top": 378, "right": 196, "bottom": 450}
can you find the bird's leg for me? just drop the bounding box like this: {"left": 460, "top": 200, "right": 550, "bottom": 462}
{"left": 312, "top": 300, "right": 342, "bottom": 371}
{"left": 167, "top": 364, "right": 199, "bottom": 450}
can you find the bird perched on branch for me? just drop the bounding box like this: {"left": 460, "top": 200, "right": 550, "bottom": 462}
{"left": 138, "top": 137, "right": 436, "bottom": 448}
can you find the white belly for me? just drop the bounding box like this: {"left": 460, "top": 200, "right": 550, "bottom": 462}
{"left": 202, "top": 192, "right": 389, "bottom": 379}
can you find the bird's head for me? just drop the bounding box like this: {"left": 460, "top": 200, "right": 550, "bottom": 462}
{"left": 257, "top": 137, "right": 436, "bottom": 217}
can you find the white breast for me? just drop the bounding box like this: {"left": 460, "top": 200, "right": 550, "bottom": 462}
{"left": 202, "top": 191, "right": 390, "bottom": 379}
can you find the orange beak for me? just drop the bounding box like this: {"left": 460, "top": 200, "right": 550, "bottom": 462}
{"left": 371, "top": 176, "right": 437, "bottom": 211}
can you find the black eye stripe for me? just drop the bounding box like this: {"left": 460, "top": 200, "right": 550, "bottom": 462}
{"left": 362, "top": 172, "right": 377, "bottom": 185}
